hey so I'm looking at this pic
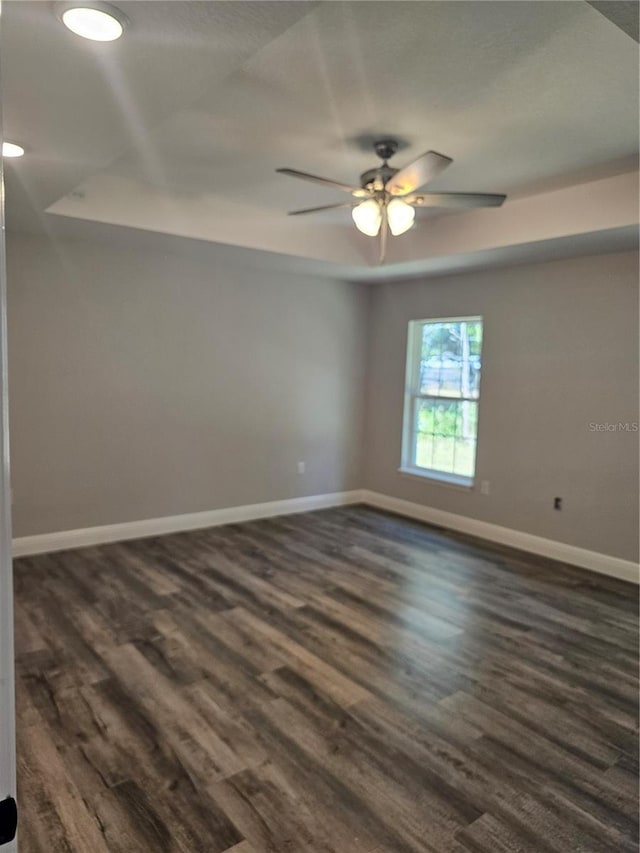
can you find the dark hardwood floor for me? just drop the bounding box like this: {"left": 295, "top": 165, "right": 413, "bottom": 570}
{"left": 14, "top": 505, "right": 639, "bottom": 852}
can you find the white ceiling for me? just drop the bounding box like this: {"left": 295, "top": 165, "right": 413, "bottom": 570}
{"left": 3, "top": 0, "right": 638, "bottom": 278}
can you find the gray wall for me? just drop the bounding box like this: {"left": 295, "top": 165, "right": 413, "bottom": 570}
{"left": 364, "top": 251, "right": 639, "bottom": 562}
{"left": 7, "top": 233, "right": 368, "bottom": 536}
{"left": 7, "top": 233, "right": 639, "bottom": 563}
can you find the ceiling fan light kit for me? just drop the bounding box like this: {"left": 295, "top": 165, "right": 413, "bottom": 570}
{"left": 351, "top": 197, "right": 415, "bottom": 237}
{"left": 278, "top": 138, "right": 506, "bottom": 263}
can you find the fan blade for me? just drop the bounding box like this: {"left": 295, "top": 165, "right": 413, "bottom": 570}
{"left": 379, "top": 208, "right": 388, "bottom": 265}
{"left": 288, "top": 202, "right": 357, "bottom": 216}
{"left": 277, "top": 168, "right": 365, "bottom": 196}
{"left": 386, "top": 151, "right": 453, "bottom": 196}
{"left": 409, "top": 192, "right": 506, "bottom": 209}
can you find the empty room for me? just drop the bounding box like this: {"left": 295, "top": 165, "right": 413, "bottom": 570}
{"left": 0, "top": 1, "right": 638, "bottom": 851}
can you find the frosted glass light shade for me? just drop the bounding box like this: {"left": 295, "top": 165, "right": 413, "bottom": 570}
{"left": 352, "top": 199, "right": 382, "bottom": 236}
{"left": 387, "top": 199, "right": 415, "bottom": 235}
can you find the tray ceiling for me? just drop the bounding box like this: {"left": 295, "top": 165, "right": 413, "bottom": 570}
{"left": 3, "top": 1, "right": 638, "bottom": 277}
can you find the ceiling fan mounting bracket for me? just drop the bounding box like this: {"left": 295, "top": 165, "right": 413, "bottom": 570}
{"left": 373, "top": 139, "right": 399, "bottom": 163}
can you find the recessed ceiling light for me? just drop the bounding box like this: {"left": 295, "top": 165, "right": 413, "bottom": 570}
{"left": 57, "top": 2, "right": 127, "bottom": 41}
{"left": 2, "top": 142, "right": 25, "bottom": 158}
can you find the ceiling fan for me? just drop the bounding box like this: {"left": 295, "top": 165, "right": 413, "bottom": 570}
{"left": 277, "top": 139, "right": 506, "bottom": 263}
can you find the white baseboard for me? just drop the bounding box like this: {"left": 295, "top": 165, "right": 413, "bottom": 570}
{"left": 13, "top": 488, "right": 639, "bottom": 584}
{"left": 12, "top": 490, "right": 366, "bottom": 557}
{"left": 361, "top": 490, "right": 639, "bottom": 584}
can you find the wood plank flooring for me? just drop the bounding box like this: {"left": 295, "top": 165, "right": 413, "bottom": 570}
{"left": 13, "top": 505, "right": 639, "bottom": 852}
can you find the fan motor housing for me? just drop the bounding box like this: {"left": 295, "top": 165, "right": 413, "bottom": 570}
{"left": 360, "top": 163, "right": 398, "bottom": 190}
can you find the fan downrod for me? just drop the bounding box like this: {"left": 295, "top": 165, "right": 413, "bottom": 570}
{"left": 360, "top": 139, "right": 399, "bottom": 189}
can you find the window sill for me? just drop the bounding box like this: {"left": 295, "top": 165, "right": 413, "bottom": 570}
{"left": 397, "top": 467, "right": 474, "bottom": 489}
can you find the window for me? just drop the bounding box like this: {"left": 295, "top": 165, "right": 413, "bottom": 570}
{"left": 401, "top": 317, "right": 483, "bottom": 486}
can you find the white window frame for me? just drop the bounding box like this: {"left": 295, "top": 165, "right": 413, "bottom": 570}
{"left": 400, "top": 315, "right": 483, "bottom": 488}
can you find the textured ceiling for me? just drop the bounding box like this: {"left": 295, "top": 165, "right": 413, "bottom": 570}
{"left": 2, "top": 0, "right": 638, "bottom": 275}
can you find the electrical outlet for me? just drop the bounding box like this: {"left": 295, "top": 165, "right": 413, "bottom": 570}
{"left": 554, "top": 497, "right": 562, "bottom": 511}
{"left": 297, "top": 461, "right": 306, "bottom": 475}
{"left": 480, "top": 480, "right": 490, "bottom": 495}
